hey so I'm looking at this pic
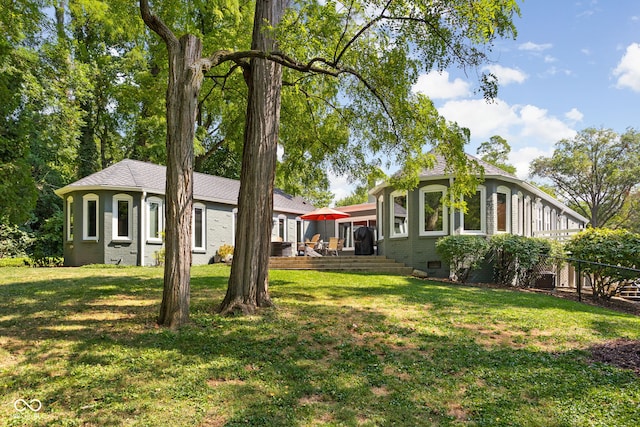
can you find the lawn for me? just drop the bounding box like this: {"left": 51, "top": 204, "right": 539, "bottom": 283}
{"left": 1, "top": 265, "right": 639, "bottom": 426}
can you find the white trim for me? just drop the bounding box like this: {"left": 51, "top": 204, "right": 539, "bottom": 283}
{"left": 112, "top": 194, "right": 133, "bottom": 241}
{"left": 377, "top": 195, "right": 384, "bottom": 240}
{"left": 418, "top": 184, "right": 448, "bottom": 236}
{"left": 82, "top": 193, "right": 99, "bottom": 241}
{"left": 66, "top": 196, "right": 74, "bottom": 241}
{"left": 146, "top": 196, "right": 164, "bottom": 243}
{"left": 232, "top": 208, "right": 238, "bottom": 246}
{"left": 390, "top": 190, "right": 408, "bottom": 238}
{"left": 461, "top": 185, "right": 486, "bottom": 235}
{"left": 192, "top": 203, "right": 206, "bottom": 251}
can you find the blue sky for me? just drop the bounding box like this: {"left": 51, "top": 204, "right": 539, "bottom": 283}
{"left": 331, "top": 1, "right": 640, "bottom": 201}
{"left": 413, "top": 0, "right": 640, "bottom": 178}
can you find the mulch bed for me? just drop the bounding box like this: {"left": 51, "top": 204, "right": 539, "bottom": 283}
{"left": 588, "top": 339, "right": 640, "bottom": 376}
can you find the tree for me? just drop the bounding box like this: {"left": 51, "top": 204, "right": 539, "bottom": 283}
{"left": 335, "top": 186, "right": 370, "bottom": 207}
{"left": 141, "top": 0, "right": 520, "bottom": 323}
{"left": 530, "top": 127, "right": 640, "bottom": 228}
{"left": 476, "top": 135, "right": 517, "bottom": 174}
{"left": 566, "top": 228, "right": 640, "bottom": 300}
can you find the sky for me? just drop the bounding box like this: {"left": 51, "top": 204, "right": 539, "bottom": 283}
{"left": 330, "top": 0, "right": 640, "bottom": 202}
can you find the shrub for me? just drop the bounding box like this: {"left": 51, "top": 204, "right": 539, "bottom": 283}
{"left": 216, "top": 244, "right": 234, "bottom": 263}
{"left": 435, "top": 235, "right": 490, "bottom": 282}
{"left": 566, "top": 228, "right": 640, "bottom": 300}
{"left": 0, "top": 223, "right": 33, "bottom": 258}
{"left": 489, "top": 234, "right": 561, "bottom": 287}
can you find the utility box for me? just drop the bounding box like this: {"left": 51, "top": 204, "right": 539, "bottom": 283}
{"left": 535, "top": 271, "right": 556, "bottom": 289}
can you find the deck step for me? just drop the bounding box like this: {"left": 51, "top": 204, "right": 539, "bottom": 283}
{"left": 268, "top": 255, "right": 413, "bottom": 275}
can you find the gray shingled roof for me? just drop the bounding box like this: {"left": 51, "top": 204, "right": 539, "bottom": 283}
{"left": 419, "top": 152, "right": 518, "bottom": 179}
{"left": 55, "top": 159, "right": 315, "bottom": 215}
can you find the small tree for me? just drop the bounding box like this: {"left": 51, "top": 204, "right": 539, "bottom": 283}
{"left": 435, "top": 235, "right": 490, "bottom": 283}
{"left": 566, "top": 228, "right": 640, "bottom": 300}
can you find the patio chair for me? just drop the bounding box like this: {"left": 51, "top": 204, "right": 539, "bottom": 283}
{"left": 304, "top": 234, "right": 321, "bottom": 250}
{"left": 326, "top": 237, "right": 340, "bottom": 256}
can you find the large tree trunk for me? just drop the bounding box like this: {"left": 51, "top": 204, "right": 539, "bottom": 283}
{"left": 157, "top": 34, "right": 204, "bottom": 328}
{"left": 219, "top": 0, "right": 285, "bottom": 315}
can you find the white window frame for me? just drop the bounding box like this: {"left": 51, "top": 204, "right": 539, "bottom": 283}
{"left": 277, "top": 214, "right": 287, "bottom": 241}
{"left": 112, "top": 194, "right": 133, "bottom": 241}
{"left": 419, "top": 184, "right": 448, "bottom": 236}
{"left": 66, "top": 196, "right": 74, "bottom": 241}
{"left": 461, "top": 185, "right": 486, "bottom": 235}
{"left": 496, "top": 185, "right": 511, "bottom": 234}
{"left": 390, "top": 190, "right": 408, "bottom": 238}
{"left": 232, "top": 208, "right": 238, "bottom": 246}
{"left": 192, "top": 203, "right": 206, "bottom": 251}
{"left": 147, "top": 196, "right": 164, "bottom": 243}
{"left": 82, "top": 193, "right": 99, "bottom": 241}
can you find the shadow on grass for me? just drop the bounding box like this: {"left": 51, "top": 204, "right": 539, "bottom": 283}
{"left": 2, "top": 268, "right": 640, "bottom": 426}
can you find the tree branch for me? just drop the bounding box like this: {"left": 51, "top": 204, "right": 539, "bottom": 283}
{"left": 139, "top": 0, "right": 178, "bottom": 50}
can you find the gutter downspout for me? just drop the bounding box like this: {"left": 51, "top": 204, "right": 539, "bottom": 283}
{"left": 140, "top": 191, "right": 146, "bottom": 266}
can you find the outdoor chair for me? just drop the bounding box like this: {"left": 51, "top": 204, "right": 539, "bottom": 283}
{"left": 304, "top": 234, "right": 321, "bottom": 250}
{"left": 326, "top": 237, "right": 340, "bottom": 256}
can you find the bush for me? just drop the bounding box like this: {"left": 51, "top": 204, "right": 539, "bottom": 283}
{"left": 216, "top": 244, "right": 234, "bottom": 263}
{"left": 0, "top": 222, "right": 33, "bottom": 258}
{"left": 435, "top": 235, "right": 490, "bottom": 282}
{"left": 566, "top": 228, "right": 640, "bottom": 300}
{"left": 489, "top": 234, "right": 561, "bottom": 287}
{"left": 29, "top": 210, "right": 63, "bottom": 264}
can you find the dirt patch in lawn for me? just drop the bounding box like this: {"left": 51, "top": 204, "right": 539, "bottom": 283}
{"left": 588, "top": 339, "right": 640, "bottom": 376}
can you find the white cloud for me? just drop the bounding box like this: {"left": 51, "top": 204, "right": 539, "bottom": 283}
{"left": 518, "top": 105, "right": 577, "bottom": 142}
{"left": 438, "top": 99, "right": 576, "bottom": 153}
{"left": 412, "top": 71, "right": 471, "bottom": 99}
{"left": 509, "top": 146, "right": 554, "bottom": 179}
{"left": 565, "top": 108, "right": 584, "bottom": 123}
{"left": 483, "top": 64, "right": 528, "bottom": 85}
{"left": 544, "top": 55, "right": 557, "bottom": 63}
{"left": 613, "top": 43, "right": 640, "bottom": 92}
{"left": 438, "top": 98, "right": 518, "bottom": 139}
{"left": 518, "top": 41, "right": 553, "bottom": 52}
{"left": 328, "top": 174, "right": 353, "bottom": 206}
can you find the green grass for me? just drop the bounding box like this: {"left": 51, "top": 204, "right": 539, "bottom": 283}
{"left": 1, "top": 265, "right": 639, "bottom": 426}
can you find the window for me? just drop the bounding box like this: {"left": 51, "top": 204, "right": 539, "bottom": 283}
{"left": 66, "top": 196, "right": 74, "bottom": 241}
{"left": 461, "top": 186, "right": 486, "bottom": 234}
{"left": 535, "top": 200, "right": 543, "bottom": 232}
{"left": 390, "top": 190, "right": 408, "bottom": 237}
{"left": 524, "top": 196, "right": 531, "bottom": 236}
{"left": 419, "top": 185, "right": 448, "bottom": 236}
{"left": 83, "top": 194, "right": 99, "bottom": 241}
{"left": 496, "top": 186, "right": 511, "bottom": 233}
{"left": 112, "top": 194, "right": 133, "bottom": 241}
{"left": 147, "top": 197, "right": 163, "bottom": 243}
{"left": 193, "top": 203, "right": 206, "bottom": 251}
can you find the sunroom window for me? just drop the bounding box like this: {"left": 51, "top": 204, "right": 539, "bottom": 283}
{"left": 461, "top": 186, "right": 486, "bottom": 234}
{"left": 112, "top": 194, "right": 133, "bottom": 241}
{"left": 147, "top": 197, "right": 163, "bottom": 243}
{"left": 496, "top": 186, "right": 511, "bottom": 233}
{"left": 390, "top": 190, "right": 408, "bottom": 237}
{"left": 419, "top": 185, "right": 448, "bottom": 236}
{"left": 193, "top": 203, "right": 206, "bottom": 251}
{"left": 83, "top": 193, "right": 99, "bottom": 241}
{"left": 66, "top": 196, "right": 74, "bottom": 241}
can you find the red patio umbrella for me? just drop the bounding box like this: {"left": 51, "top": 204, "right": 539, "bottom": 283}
{"left": 301, "top": 207, "right": 350, "bottom": 241}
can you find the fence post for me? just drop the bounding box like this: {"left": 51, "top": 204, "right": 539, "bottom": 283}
{"left": 577, "top": 261, "right": 582, "bottom": 302}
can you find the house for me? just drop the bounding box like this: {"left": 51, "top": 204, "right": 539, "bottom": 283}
{"left": 55, "top": 159, "right": 316, "bottom": 266}
{"left": 334, "top": 202, "right": 378, "bottom": 252}
{"left": 369, "top": 153, "right": 589, "bottom": 281}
